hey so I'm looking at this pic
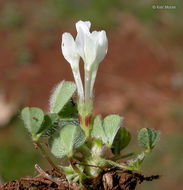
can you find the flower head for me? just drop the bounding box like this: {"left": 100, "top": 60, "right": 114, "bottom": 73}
{"left": 75, "top": 21, "right": 108, "bottom": 108}
{"left": 76, "top": 21, "right": 108, "bottom": 72}
{"left": 61, "top": 20, "right": 108, "bottom": 115}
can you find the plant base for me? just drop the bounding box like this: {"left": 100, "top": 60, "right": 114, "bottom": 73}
{"left": 0, "top": 168, "right": 159, "bottom": 190}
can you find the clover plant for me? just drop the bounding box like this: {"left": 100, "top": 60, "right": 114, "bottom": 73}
{"left": 21, "top": 20, "right": 160, "bottom": 186}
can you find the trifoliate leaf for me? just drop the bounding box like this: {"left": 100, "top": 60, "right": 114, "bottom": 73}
{"left": 112, "top": 127, "right": 131, "bottom": 155}
{"left": 21, "top": 107, "right": 44, "bottom": 137}
{"left": 50, "top": 81, "right": 76, "bottom": 114}
{"left": 138, "top": 128, "right": 160, "bottom": 150}
{"left": 103, "top": 115, "right": 123, "bottom": 147}
{"left": 49, "top": 125, "right": 85, "bottom": 158}
{"left": 91, "top": 116, "right": 107, "bottom": 144}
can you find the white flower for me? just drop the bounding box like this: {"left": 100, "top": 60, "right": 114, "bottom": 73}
{"left": 62, "top": 32, "right": 84, "bottom": 100}
{"left": 75, "top": 21, "right": 108, "bottom": 105}
{"left": 61, "top": 20, "right": 108, "bottom": 114}
{"left": 76, "top": 21, "right": 108, "bottom": 72}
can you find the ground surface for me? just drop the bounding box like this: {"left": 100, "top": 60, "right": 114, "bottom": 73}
{"left": 0, "top": 168, "right": 159, "bottom": 190}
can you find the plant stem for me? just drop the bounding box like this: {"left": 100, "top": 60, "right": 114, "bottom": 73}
{"left": 112, "top": 152, "right": 135, "bottom": 161}
{"left": 101, "top": 158, "right": 133, "bottom": 170}
{"left": 34, "top": 141, "right": 61, "bottom": 174}
{"left": 76, "top": 162, "right": 103, "bottom": 169}
{"left": 69, "top": 157, "right": 87, "bottom": 182}
{"left": 79, "top": 113, "right": 92, "bottom": 142}
{"left": 35, "top": 164, "right": 62, "bottom": 185}
{"left": 111, "top": 151, "right": 146, "bottom": 162}
{"left": 69, "top": 157, "right": 81, "bottom": 174}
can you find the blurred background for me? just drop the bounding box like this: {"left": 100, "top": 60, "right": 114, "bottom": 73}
{"left": 0, "top": 0, "right": 183, "bottom": 189}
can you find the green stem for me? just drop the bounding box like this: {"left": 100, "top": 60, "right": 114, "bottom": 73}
{"left": 100, "top": 158, "right": 133, "bottom": 170}
{"left": 34, "top": 141, "right": 61, "bottom": 174}
{"left": 111, "top": 151, "right": 147, "bottom": 162}
{"left": 69, "top": 157, "right": 81, "bottom": 174}
{"left": 79, "top": 113, "right": 92, "bottom": 142}
{"left": 69, "top": 157, "right": 87, "bottom": 184}
{"left": 111, "top": 152, "right": 135, "bottom": 161}
{"left": 77, "top": 162, "right": 103, "bottom": 169}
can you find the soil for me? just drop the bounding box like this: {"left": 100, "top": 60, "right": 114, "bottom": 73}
{"left": 0, "top": 168, "right": 159, "bottom": 190}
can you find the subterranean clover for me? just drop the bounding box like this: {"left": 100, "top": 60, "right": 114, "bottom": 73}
{"left": 21, "top": 20, "right": 160, "bottom": 187}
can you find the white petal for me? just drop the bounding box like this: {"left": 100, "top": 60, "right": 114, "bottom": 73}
{"left": 75, "top": 21, "right": 108, "bottom": 102}
{"left": 89, "top": 31, "right": 108, "bottom": 98}
{"left": 75, "top": 31, "right": 85, "bottom": 61}
{"left": 84, "top": 30, "right": 108, "bottom": 71}
{"left": 61, "top": 32, "right": 79, "bottom": 69}
{"left": 76, "top": 20, "right": 91, "bottom": 34}
{"left": 84, "top": 34, "right": 97, "bottom": 71}
{"left": 95, "top": 30, "right": 108, "bottom": 64}
{"left": 61, "top": 32, "right": 84, "bottom": 100}
{"left": 75, "top": 21, "right": 91, "bottom": 62}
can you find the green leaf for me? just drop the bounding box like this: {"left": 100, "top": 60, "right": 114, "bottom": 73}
{"left": 38, "top": 113, "right": 59, "bottom": 137}
{"left": 138, "top": 128, "right": 160, "bottom": 150}
{"left": 49, "top": 125, "right": 85, "bottom": 158}
{"left": 151, "top": 130, "right": 160, "bottom": 148}
{"left": 59, "top": 99, "right": 78, "bottom": 118}
{"left": 47, "top": 113, "right": 59, "bottom": 123}
{"left": 112, "top": 127, "right": 131, "bottom": 155}
{"left": 37, "top": 115, "right": 52, "bottom": 134}
{"left": 50, "top": 81, "right": 76, "bottom": 114}
{"left": 48, "top": 132, "right": 65, "bottom": 158}
{"left": 41, "top": 113, "right": 59, "bottom": 137}
{"left": 91, "top": 116, "right": 107, "bottom": 144}
{"left": 103, "top": 115, "right": 123, "bottom": 147}
{"left": 21, "top": 107, "right": 44, "bottom": 136}
{"left": 91, "top": 115, "right": 123, "bottom": 147}
{"left": 42, "top": 117, "right": 79, "bottom": 137}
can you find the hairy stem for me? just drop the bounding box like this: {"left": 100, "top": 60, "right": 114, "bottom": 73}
{"left": 34, "top": 141, "right": 61, "bottom": 174}
{"left": 111, "top": 152, "right": 135, "bottom": 161}
{"left": 102, "top": 159, "right": 132, "bottom": 170}
{"left": 35, "top": 164, "right": 62, "bottom": 184}
{"left": 69, "top": 157, "right": 87, "bottom": 184}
